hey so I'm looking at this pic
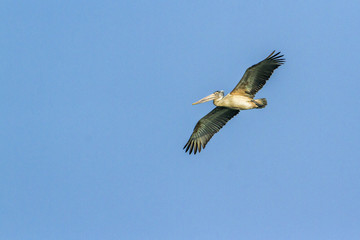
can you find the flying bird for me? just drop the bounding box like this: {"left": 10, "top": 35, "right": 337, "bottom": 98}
{"left": 184, "top": 51, "right": 285, "bottom": 154}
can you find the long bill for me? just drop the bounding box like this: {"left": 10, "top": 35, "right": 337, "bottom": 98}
{"left": 192, "top": 93, "right": 217, "bottom": 105}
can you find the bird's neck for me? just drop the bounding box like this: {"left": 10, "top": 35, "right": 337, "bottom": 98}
{"left": 213, "top": 97, "right": 224, "bottom": 106}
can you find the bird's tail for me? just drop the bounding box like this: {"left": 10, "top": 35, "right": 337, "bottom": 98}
{"left": 254, "top": 98, "right": 267, "bottom": 109}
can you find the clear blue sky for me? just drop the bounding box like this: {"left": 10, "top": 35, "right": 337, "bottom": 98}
{"left": 1, "top": 0, "right": 360, "bottom": 239}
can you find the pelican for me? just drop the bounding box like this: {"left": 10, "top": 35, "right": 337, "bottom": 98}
{"left": 184, "top": 51, "right": 285, "bottom": 154}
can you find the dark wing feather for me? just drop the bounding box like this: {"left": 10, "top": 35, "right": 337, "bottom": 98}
{"left": 231, "top": 51, "right": 285, "bottom": 97}
{"left": 184, "top": 107, "right": 239, "bottom": 154}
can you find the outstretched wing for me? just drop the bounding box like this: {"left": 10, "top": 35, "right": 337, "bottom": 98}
{"left": 231, "top": 51, "right": 285, "bottom": 97}
{"left": 184, "top": 107, "right": 239, "bottom": 154}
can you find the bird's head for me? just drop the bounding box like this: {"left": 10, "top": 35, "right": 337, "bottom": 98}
{"left": 192, "top": 90, "right": 224, "bottom": 105}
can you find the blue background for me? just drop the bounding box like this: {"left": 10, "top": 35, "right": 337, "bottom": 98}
{"left": 1, "top": 1, "right": 360, "bottom": 239}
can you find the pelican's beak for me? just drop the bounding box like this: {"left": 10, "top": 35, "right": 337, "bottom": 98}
{"left": 192, "top": 93, "right": 217, "bottom": 105}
